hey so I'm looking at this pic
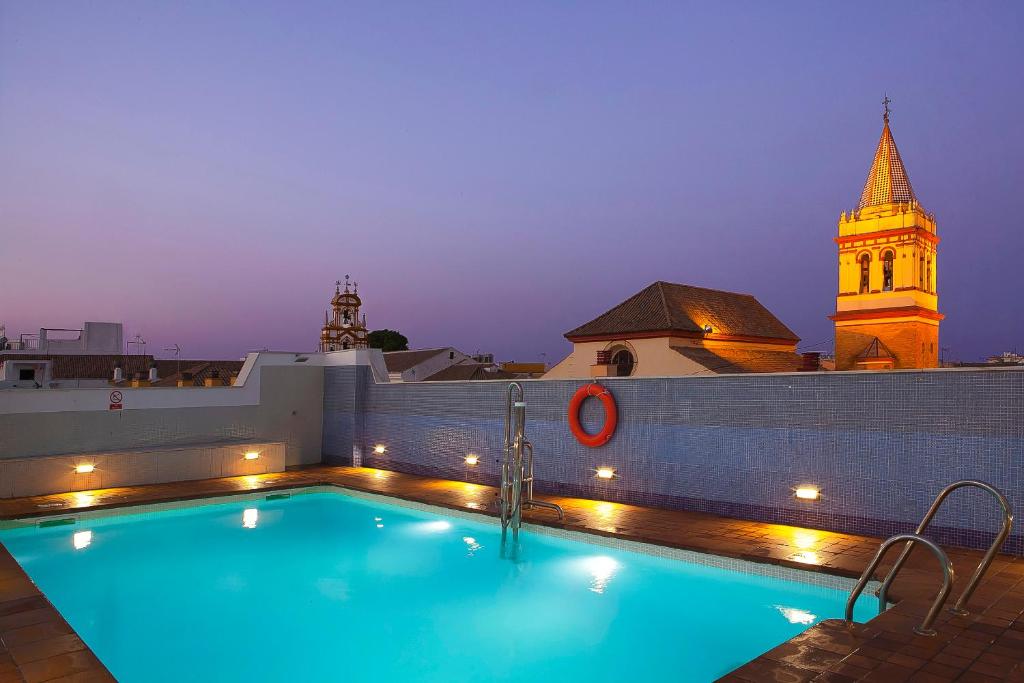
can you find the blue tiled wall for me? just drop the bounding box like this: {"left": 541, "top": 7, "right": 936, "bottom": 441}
{"left": 322, "top": 367, "right": 1024, "bottom": 555}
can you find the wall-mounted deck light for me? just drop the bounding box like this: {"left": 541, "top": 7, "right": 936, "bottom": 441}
{"left": 596, "top": 467, "right": 616, "bottom": 480}
{"left": 75, "top": 464, "right": 95, "bottom": 474}
{"left": 373, "top": 444, "right": 387, "bottom": 455}
{"left": 794, "top": 486, "right": 820, "bottom": 501}
{"left": 244, "top": 452, "right": 260, "bottom": 461}
{"left": 465, "top": 454, "right": 479, "bottom": 465}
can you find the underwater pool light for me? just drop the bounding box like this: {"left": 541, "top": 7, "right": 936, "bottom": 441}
{"left": 73, "top": 530, "right": 93, "bottom": 550}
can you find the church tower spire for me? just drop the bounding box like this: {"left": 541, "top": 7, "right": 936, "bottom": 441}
{"left": 858, "top": 99, "right": 918, "bottom": 210}
{"left": 831, "top": 100, "right": 943, "bottom": 370}
{"left": 319, "top": 275, "right": 369, "bottom": 352}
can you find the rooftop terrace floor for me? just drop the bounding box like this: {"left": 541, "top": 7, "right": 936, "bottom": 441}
{"left": 1, "top": 466, "right": 1022, "bottom": 682}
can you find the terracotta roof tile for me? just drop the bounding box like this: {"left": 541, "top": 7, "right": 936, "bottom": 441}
{"left": 422, "top": 364, "right": 517, "bottom": 382}
{"left": 673, "top": 347, "right": 806, "bottom": 374}
{"left": 566, "top": 281, "right": 799, "bottom": 342}
{"left": 0, "top": 354, "right": 151, "bottom": 380}
{"left": 382, "top": 348, "right": 450, "bottom": 373}
{"left": 150, "top": 361, "right": 244, "bottom": 387}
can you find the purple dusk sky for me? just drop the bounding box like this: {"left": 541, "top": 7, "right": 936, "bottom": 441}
{"left": 1, "top": 2, "right": 1022, "bottom": 363}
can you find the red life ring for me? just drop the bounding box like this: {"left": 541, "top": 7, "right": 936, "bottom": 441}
{"left": 568, "top": 383, "right": 617, "bottom": 448}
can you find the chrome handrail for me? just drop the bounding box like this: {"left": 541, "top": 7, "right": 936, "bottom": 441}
{"left": 499, "top": 384, "right": 563, "bottom": 553}
{"left": 845, "top": 533, "right": 954, "bottom": 636}
{"left": 522, "top": 441, "right": 564, "bottom": 521}
{"left": 878, "top": 480, "right": 1013, "bottom": 616}
{"left": 500, "top": 382, "right": 526, "bottom": 542}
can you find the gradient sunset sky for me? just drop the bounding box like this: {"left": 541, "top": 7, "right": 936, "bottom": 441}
{"left": 2, "top": 2, "right": 1022, "bottom": 363}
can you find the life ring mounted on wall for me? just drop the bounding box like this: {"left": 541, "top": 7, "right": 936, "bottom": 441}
{"left": 568, "top": 383, "right": 618, "bottom": 448}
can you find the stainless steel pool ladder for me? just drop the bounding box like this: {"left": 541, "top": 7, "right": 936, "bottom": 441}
{"left": 500, "top": 383, "right": 563, "bottom": 545}
{"left": 499, "top": 382, "right": 526, "bottom": 543}
{"left": 521, "top": 440, "right": 564, "bottom": 521}
{"left": 845, "top": 479, "right": 1013, "bottom": 635}
{"left": 844, "top": 533, "right": 954, "bottom": 636}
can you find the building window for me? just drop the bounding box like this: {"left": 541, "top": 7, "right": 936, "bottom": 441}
{"left": 859, "top": 254, "right": 871, "bottom": 294}
{"left": 926, "top": 258, "right": 932, "bottom": 292}
{"left": 18, "top": 368, "right": 34, "bottom": 381}
{"left": 882, "top": 251, "right": 894, "bottom": 291}
{"left": 611, "top": 349, "right": 634, "bottom": 377}
{"left": 920, "top": 254, "right": 925, "bottom": 289}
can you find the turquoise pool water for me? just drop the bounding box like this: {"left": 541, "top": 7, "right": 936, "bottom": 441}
{"left": 0, "top": 491, "right": 876, "bottom": 682}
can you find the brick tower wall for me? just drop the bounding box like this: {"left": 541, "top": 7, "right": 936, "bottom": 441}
{"left": 835, "top": 320, "right": 939, "bottom": 370}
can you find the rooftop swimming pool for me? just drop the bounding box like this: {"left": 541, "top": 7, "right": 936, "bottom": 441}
{"left": 0, "top": 489, "right": 877, "bottom": 682}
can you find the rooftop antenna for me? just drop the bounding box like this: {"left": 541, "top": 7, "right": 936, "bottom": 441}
{"left": 164, "top": 344, "right": 182, "bottom": 376}
{"left": 127, "top": 333, "right": 146, "bottom": 358}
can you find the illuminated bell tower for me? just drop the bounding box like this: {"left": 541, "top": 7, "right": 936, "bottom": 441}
{"left": 831, "top": 100, "right": 942, "bottom": 370}
{"left": 319, "top": 275, "right": 369, "bottom": 352}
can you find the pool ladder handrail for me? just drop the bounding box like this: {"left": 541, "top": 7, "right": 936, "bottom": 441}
{"left": 521, "top": 440, "right": 565, "bottom": 521}
{"left": 499, "top": 383, "right": 525, "bottom": 542}
{"left": 844, "top": 533, "right": 954, "bottom": 636}
{"left": 500, "top": 383, "right": 563, "bottom": 545}
{"left": 845, "top": 479, "right": 1013, "bottom": 636}
{"left": 877, "top": 480, "right": 1013, "bottom": 617}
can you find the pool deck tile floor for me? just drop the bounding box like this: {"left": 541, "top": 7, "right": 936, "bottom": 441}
{"left": 0, "top": 465, "right": 1022, "bottom": 682}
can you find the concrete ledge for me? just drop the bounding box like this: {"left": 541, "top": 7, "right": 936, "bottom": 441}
{"left": 0, "top": 441, "right": 285, "bottom": 498}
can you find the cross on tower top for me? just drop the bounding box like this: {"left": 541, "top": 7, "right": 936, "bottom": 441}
{"left": 882, "top": 95, "right": 892, "bottom": 123}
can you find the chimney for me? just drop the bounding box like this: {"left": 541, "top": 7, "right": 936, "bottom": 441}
{"left": 148, "top": 363, "right": 158, "bottom": 383}
{"left": 112, "top": 362, "right": 124, "bottom": 383}
{"left": 130, "top": 371, "right": 150, "bottom": 388}
{"left": 177, "top": 371, "right": 193, "bottom": 388}
{"left": 203, "top": 369, "right": 221, "bottom": 387}
{"left": 799, "top": 352, "right": 821, "bottom": 372}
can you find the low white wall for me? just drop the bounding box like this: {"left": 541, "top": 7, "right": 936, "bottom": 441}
{"left": 0, "top": 441, "right": 285, "bottom": 498}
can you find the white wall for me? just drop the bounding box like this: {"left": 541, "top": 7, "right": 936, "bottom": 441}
{"left": 0, "top": 441, "right": 286, "bottom": 498}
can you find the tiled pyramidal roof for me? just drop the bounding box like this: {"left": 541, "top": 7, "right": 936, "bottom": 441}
{"left": 565, "top": 281, "right": 799, "bottom": 342}
{"left": 857, "top": 117, "right": 917, "bottom": 210}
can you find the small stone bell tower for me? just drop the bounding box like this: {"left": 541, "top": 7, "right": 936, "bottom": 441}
{"left": 319, "top": 275, "right": 368, "bottom": 351}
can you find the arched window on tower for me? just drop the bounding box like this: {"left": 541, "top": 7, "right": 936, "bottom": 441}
{"left": 926, "top": 257, "right": 932, "bottom": 293}
{"left": 919, "top": 253, "right": 926, "bottom": 289}
{"left": 859, "top": 254, "right": 871, "bottom": 294}
{"left": 882, "top": 251, "right": 894, "bottom": 292}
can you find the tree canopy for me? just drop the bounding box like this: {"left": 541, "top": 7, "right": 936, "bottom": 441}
{"left": 367, "top": 329, "right": 409, "bottom": 352}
